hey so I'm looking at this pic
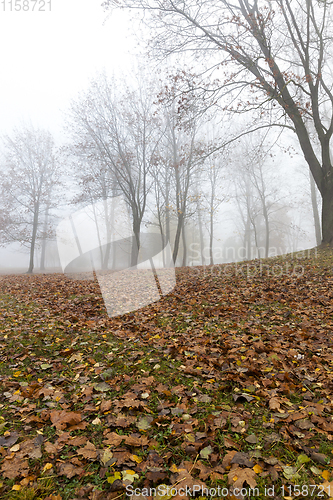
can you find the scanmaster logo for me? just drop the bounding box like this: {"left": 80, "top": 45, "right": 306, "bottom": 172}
{"left": 56, "top": 197, "right": 176, "bottom": 317}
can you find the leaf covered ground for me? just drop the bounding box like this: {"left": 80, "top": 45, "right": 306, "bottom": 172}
{"left": 1, "top": 248, "right": 333, "bottom": 500}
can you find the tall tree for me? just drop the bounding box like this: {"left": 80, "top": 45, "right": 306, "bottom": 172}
{"left": 70, "top": 154, "right": 118, "bottom": 270}
{"left": 231, "top": 133, "right": 290, "bottom": 258}
{"left": 67, "top": 75, "right": 161, "bottom": 267}
{"left": 0, "top": 126, "right": 60, "bottom": 273}
{"left": 309, "top": 170, "right": 322, "bottom": 246}
{"left": 164, "top": 107, "right": 204, "bottom": 265}
{"left": 104, "top": 0, "right": 333, "bottom": 244}
{"left": 202, "top": 153, "right": 227, "bottom": 265}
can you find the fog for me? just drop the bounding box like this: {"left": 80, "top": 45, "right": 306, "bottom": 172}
{"left": 0, "top": 1, "right": 324, "bottom": 277}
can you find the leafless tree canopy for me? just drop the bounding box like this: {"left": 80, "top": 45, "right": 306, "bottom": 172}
{"left": 0, "top": 126, "right": 60, "bottom": 273}
{"left": 103, "top": 0, "right": 333, "bottom": 244}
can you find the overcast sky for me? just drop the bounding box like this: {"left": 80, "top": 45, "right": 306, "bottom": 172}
{"left": 0, "top": 0, "right": 137, "bottom": 138}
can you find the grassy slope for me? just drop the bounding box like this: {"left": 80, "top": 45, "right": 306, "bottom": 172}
{"left": 0, "top": 247, "right": 333, "bottom": 499}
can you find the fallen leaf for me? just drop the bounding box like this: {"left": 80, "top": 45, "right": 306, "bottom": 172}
{"left": 0, "top": 432, "right": 19, "bottom": 448}
{"left": 200, "top": 445, "right": 213, "bottom": 459}
{"left": 122, "top": 469, "right": 139, "bottom": 484}
{"left": 92, "top": 417, "right": 102, "bottom": 425}
{"left": 50, "top": 410, "right": 82, "bottom": 430}
{"left": 253, "top": 464, "right": 262, "bottom": 474}
{"left": 94, "top": 382, "right": 111, "bottom": 392}
{"left": 136, "top": 415, "right": 153, "bottom": 430}
{"left": 100, "top": 449, "right": 115, "bottom": 467}
{"left": 269, "top": 397, "right": 281, "bottom": 410}
{"left": 57, "top": 462, "right": 84, "bottom": 479}
{"left": 322, "top": 470, "right": 330, "bottom": 480}
{"left": 228, "top": 466, "right": 257, "bottom": 489}
{"left": 77, "top": 441, "right": 98, "bottom": 460}
{"left": 42, "top": 463, "right": 54, "bottom": 473}
{"left": 245, "top": 434, "right": 257, "bottom": 444}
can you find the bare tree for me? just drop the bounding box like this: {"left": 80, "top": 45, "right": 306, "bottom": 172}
{"left": 150, "top": 149, "right": 173, "bottom": 266}
{"left": 69, "top": 153, "right": 118, "bottom": 270}
{"left": 0, "top": 126, "right": 60, "bottom": 273}
{"left": 231, "top": 133, "right": 290, "bottom": 258}
{"left": 164, "top": 107, "right": 205, "bottom": 265}
{"left": 67, "top": 75, "right": 162, "bottom": 267}
{"left": 202, "top": 152, "right": 227, "bottom": 265}
{"left": 104, "top": 0, "right": 333, "bottom": 245}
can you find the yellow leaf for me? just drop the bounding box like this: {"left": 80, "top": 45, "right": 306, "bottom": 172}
{"left": 322, "top": 470, "right": 330, "bottom": 480}
{"left": 185, "top": 433, "right": 196, "bottom": 442}
{"left": 170, "top": 464, "right": 178, "bottom": 473}
{"left": 107, "top": 472, "right": 122, "bottom": 484}
{"left": 100, "top": 449, "right": 114, "bottom": 466}
{"left": 13, "top": 371, "right": 21, "bottom": 377}
{"left": 130, "top": 454, "right": 143, "bottom": 464}
{"left": 253, "top": 464, "right": 263, "bottom": 474}
{"left": 122, "top": 470, "right": 139, "bottom": 483}
{"left": 42, "top": 463, "right": 54, "bottom": 473}
{"left": 12, "top": 485, "right": 21, "bottom": 491}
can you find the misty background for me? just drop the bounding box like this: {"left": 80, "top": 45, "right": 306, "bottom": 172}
{"left": 0, "top": 1, "right": 321, "bottom": 274}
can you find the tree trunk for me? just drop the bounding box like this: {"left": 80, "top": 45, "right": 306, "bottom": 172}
{"left": 40, "top": 201, "right": 50, "bottom": 271}
{"left": 181, "top": 220, "right": 187, "bottom": 267}
{"left": 160, "top": 230, "right": 166, "bottom": 267}
{"left": 244, "top": 214, "right": 251, "bottom": 260}
{"left": 165, "top": 177, "right": 170, "bottom": 244}
{"left": 197, "top": 199, "right": 206, "bottom": 266}
{"left": 309, "top": 172, "right": 322, "bottom": 246}
{"left": 131, "top": 218, "right": 140, "bottom": 267}
{"left": 102, "top": 198, "right": 112, "bottom": 270}
{"left": 28, "top": 205, "right": 39, "bottom": 273}
{"left": 173, "top": 212, "right": 183, "bottom": 264}
{"left": 92, "top": 203, "right": 104, "bottom": 270}
{"left": 321, "top": 181, "right": 333, "bottom": 245}
{"left": 208, "top": 172, "right": 216, "bottom": 265}
{"left": 252, "top": 219, "right": 261, "bottom": 260}
{"left": 209, "top": 209, "right": 214, "bottom": 266}
{"left": 263, "top": 206, "right": 270, "bottom": 258}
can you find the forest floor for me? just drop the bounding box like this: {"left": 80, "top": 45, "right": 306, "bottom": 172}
{"left": 1, "top": 248, "right": 333, "bottom": 500}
